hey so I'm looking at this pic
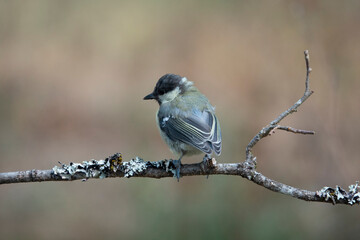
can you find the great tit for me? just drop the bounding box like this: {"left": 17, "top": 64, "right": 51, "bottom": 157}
{"left": 144, "top": 74, "right": 222, "bottom": 180}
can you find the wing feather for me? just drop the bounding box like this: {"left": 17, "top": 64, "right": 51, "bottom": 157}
{"left": 159, "top": 111, "right": 222, "bottom": 155}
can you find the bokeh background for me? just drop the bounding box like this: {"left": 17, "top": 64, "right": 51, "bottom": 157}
{"left": 1, "top": 0, "right": 360, "bottom": 239}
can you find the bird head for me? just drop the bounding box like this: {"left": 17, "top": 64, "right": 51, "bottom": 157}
{"left": 144, "top": 74, "right": 193, "bottom": 104}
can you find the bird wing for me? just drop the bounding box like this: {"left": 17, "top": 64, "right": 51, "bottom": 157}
{"left": 159, "top": 110, "right": 222, "bottom": 155}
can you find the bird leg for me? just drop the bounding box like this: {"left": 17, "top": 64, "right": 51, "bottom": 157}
{"left": 203, "top": 154, "right": 211, "bottom": 165}
{"left": 172, "top": 156, "right": 182, "bottom": 181}
{"left": 202, "top": 154, "right": 212, "bottom": 178}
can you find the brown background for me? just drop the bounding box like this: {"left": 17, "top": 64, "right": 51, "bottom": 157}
{"left": 1, "top": 1, "right": 360, "bottom": 239}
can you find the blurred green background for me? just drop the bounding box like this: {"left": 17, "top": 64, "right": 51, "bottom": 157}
{"left": 1, "top": 0, "right": 360, "bottom": 239}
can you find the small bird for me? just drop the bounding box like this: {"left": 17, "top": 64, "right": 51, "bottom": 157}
{"left": 144, "top": 74, "right": 221, "bottom": 180}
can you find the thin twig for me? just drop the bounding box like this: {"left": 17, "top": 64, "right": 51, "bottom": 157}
{"left": 274, "top": 125, "right": 315, "bottom": 135}
{"left": 245, "top": 50, "right": 314, "bottom": 158}
{"left": 305, "top": 49, "right": 311, "bottom": 92}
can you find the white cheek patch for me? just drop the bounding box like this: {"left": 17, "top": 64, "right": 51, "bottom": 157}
{"left": 180, "top": 77, "right": 188, "bottom": 84}
{"left": 158, "top": 87, "right": 181, "bottom": 103}
{"left": 180, "top": 77, "right": 193, "bottom": 88}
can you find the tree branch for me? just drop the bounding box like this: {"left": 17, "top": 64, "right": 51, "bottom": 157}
{"left": 0, "top": 51, "right": 359, "bottom": 205}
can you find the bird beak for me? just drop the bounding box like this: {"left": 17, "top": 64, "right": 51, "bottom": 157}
{"left": 143, "top": 92, "right": 156, "bottom": 100}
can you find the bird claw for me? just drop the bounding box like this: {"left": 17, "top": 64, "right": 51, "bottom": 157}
{"left": 172, "top": 159, "right": 181, "bottom": 181}
{"left": 203, "top": 155, "right": 211, "bottom": 165}
{"left": 202, "top": 155, "right": 212, "bottom": 178}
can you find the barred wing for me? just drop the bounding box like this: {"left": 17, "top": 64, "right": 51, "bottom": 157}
{"left": 159, "top": 110, "right": 221, "bottom": 155}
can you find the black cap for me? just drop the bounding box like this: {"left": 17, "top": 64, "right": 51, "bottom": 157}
{"left": 144, "top": 74, "right": 183, "bottom": 100}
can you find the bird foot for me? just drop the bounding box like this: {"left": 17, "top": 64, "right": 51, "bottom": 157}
{"left": 201, "top": 155, "right": 216, "bottom": 179}
{"left": 172, "top": 159, "right": 182, "bottom": 181}
{"left": 203, "top": 155, "right": 211, "bottom": 165}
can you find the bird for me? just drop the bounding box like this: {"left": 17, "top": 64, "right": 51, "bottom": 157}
{"left": 143, "top": 73, "right": 221, "bottom": 180}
